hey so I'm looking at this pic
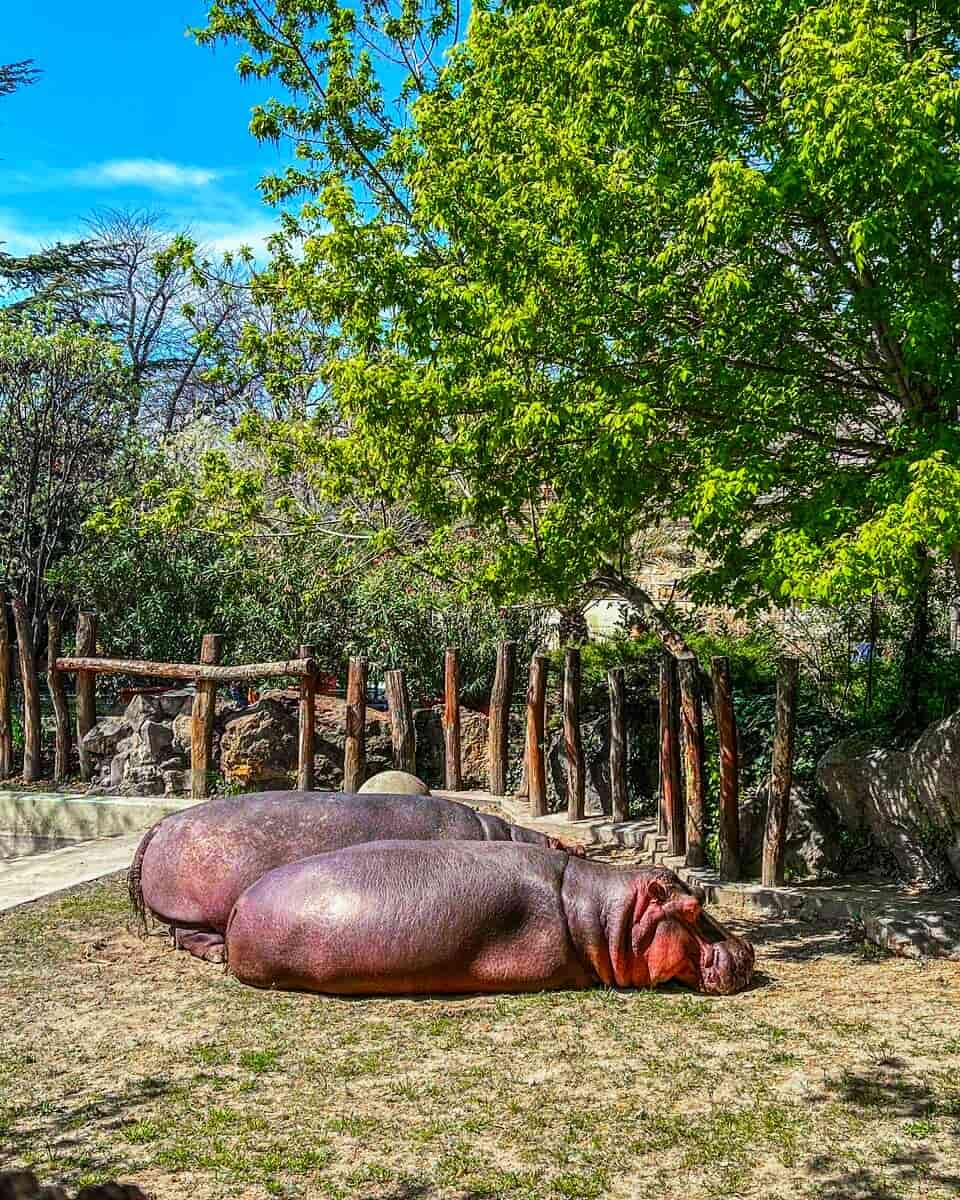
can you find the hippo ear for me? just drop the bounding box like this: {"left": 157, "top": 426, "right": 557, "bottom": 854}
{"left": 647, "top": 878, "right": 670, "bottom": 904}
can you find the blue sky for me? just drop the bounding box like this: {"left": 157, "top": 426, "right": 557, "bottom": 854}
{"left": 1, "top": 2, "right": 290, "bottom": 256}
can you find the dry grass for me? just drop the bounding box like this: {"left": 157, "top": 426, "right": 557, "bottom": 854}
{"left": 1, "top": 876, "right": 959, "bottom": 1200}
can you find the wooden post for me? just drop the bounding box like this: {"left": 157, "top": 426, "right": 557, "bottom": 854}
{"left": 47, "top": 612, "right": 72, "bottom": 783}
{"left": 10, "top": 599, "right": 41, "bottom": 783}
{"left": 297, "top": 643, "right": 317, "bottom": 792}
{"left": 677, "top": 653, "right": 706, "bottom": 868}
{"left": 762, "top": 657, "right": 800, "bottom": 886}
{"left": 443, "top": 647, "right": 462, "bottom": 791}
{"left": 564, "top": 646, "right": 585, "bottom": 820}
{"left": 190, "top": 633, "right": 223, "bottom": 799}
{"left": 526, "top": 653, "right": 549, "bottom": 817}
{"left": 659, "top": 652, "right": 684, "bottom": 857}
{"left": 488, "top": 640, "right": 516, "bottom": 796}
{"left": 608, "top": 667, "right": 628, "bottom": 822}
{"left": 343, "top": 655, "right": 368, "bottom": 792}
{"left": 385, "top": 669, "right": 416, "bottom": 773}
{"left": 0, "top": 592, "right": 12, "bottom": 779}
{"left": 711, "top": 656, "right": 740, "bottom": 880}
{"left": 75, "top": 611, "right": 98, "bottom": 781}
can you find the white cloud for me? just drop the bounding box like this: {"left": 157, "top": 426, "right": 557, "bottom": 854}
{"left": 70, "top": 158, "right": 224, "bottom": 190}
{"left": 196, "top": 221, "right": 279, "bottom": 257}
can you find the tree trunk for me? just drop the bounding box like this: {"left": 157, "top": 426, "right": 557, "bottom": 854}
{"left": 297, "top": 643, "right": 316, "bottom": 792}
{"left": 47, "top": 612, "right": 72, "bottom": 783}
{"left": 762, "top": 657, "right": 800, "bottom": 887}
{"left": 677, "top": 653, "right": 706, "bottom": 868}
{"left": 385, "top": 669, "right": 416, "bottom": 774}
{"left": 0, "top": 593, "right": 12, "bottom": 779}
{"left": 590, "top": 567, "right": 713, "bottom": 700}
{"left": 608, "top": 667, "right": 628, "bottom": 822}
{"left": 443, "top": 648, "right": 462, "bottom": 791}
{"left": 659, "top": 652, "right": 684, "bottom": 857}
{"left": 899, "top": 552, "right": 931, "bottom": 731}
{"left": 190, "top": 633, "right": 223, "bottom": 799}
{"left": 11, "top": 597, "right": 41, "bottom": 783}
{"left": 711, "top": 656, "right": 740, "bottom": 881}
{"left": 488, "top": 641, "right": 516, "bottom": 795}
{"left": 344, "top": 656, "right": 368, "bottom": 792}
{"left": 526, "top": 653, "right": 549, "bottom": 817}
{"left": 564, "top": 647, "right": 585, "bottom": 820}
{"left": 75, "top": 611, "right": 98, "bottom": 782}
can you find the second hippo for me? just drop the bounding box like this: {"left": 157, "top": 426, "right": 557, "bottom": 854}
{"left": 226, "top": 841, "right": 755, "bottom": 996}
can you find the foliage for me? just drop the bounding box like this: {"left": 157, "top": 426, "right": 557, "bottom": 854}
{"left": 0, "top": 311, "right": 134, "bottom": 636}
{"left": 177, "top": 0, "right": 960, "bottom": 626}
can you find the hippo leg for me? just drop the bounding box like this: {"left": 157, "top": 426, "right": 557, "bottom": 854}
{"left": 172, "top": 926, "right": 226, "bottom": 963}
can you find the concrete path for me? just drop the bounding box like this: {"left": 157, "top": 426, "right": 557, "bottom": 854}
{"left": 0, "top": 832, "right": 141, "bottom": 913}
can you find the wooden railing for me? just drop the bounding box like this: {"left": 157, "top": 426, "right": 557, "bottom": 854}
{"left": 0, "top": 595, "right": 799, "bottom": 882}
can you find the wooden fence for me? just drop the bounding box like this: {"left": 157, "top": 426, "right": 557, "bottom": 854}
{"left": 0, "top": 596, "right": 799, "bottom": 883}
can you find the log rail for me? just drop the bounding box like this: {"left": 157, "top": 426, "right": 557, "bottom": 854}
{"left": 56, "top": 650, "right": 318, "bottom": 799}
{"left": 56, "top": 656, "right": 317, "bottom": 682}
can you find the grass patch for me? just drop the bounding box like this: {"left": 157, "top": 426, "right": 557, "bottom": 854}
{"left": 1, "top": 877, "right": 958, "bottom": 1199}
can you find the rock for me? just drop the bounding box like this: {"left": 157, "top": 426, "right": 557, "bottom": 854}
{"left": 738, "top": 783, "right": 843, "bottom": 881}
{"left": 122, "top": 693, "right": 163, "bottom": 730}
{"left": 163, "top": 769, "right": 187, "bottom": 797}
{"left": 122, "top": 765, "right": 165, "bottom": 797}
{"left": 818, "top": 711, "right": 960, "bottom": 888}
{"left": 220, "top": 698, "right": 299, "bottom": 790}
{"left": 140, "top": 720, "right": 173, "bottom": 760}
{"left": 414, "top": 706, "right": 490, "bottom": 788}
{"left": 109, "top": 751, "right": 128, "bottom": 791}
{"left": 157, "top": 688, "right": 195, "bottom": 718}
{"left": 359, "top": 770, "right": 430, "bottom": 795}
{"left": 310, "top": 694, "right": 393, "bottom": 788}
{"left": 0, "top": 1170, "right": 41, "bottom": 1198}
{"left": 80, "top": 715, "right": 132, "bottom": 758}
{"left": 172, "top": 712, "right": 193, "bottom": 754}
{"left": 546, "top": 714, "right": 615, "bottom": 816}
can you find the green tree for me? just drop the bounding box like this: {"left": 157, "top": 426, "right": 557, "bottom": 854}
{"left": 179, "top": 2, "right": 960, "bottom": 681}
{"left": 0, "top": 313, "right": 134, "bottom": 638}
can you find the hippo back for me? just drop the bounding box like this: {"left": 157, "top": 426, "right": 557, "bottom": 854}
{"left": 226, "top": 840, "right": 591, "bottom": 995}
{"left": 136, "top": 790, "right": 551, "bottom": 933}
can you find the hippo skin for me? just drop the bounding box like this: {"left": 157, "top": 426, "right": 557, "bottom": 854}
{"left": 130, "top": 790, "right": 578, "bottom": 962}
{"left": 226, "top": 841, "right": 755, "bottom": 996}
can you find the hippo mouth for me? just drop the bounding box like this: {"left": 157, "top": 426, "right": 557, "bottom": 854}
{"left": 631, "top": 878, "right": 754, "bottom": 995}
{"left": 691, "top": 910, "right": 755, "bottom": 996}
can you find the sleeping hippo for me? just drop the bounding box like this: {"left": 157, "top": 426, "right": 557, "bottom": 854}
{"left": 130, "top": 790, "right": 580, "bottom": 961}
{"left": 226, "top": 841, "right": 755, "bottom": 996}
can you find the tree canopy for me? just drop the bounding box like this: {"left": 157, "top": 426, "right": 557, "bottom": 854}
{"left": 168, "top": 0, "right": 960, "bottom": 627}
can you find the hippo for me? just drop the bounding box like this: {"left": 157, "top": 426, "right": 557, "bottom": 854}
{"left": 130, "top": 790, "right": 580, "bottom": 962}
{"left": 226, "top": 841, "right": 755, "bottom": 996}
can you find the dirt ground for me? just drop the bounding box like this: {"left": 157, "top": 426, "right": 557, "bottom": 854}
{"left": 1, "top": 875, "right": 958, "bottom": 1200}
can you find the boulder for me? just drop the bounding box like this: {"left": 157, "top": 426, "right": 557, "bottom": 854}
{"left": 219, "top": 698, "right": 299, "bottom": 790}
{"left": 359, "top": 770, "right": 430, "bottom": 795}
{"left": 311, "top": 694, "right": 393, "bottom": 788}
{"left": 121, "top": 764, "right": 165, "bottom": 797}
{"left": 157, "top": 688, "right": 195, "bottom": 719}
{"left": 163, "top": 768, "right": 187, "bottom": 798}
{"left": 414, "top": 706, "right": 490, "bottom": 788}
{"left": 738, "top": 783, "right": 844, "bottom": 881}
{"left": 122, "top": 693, "right": 163, "bottom": 730}
{"left": 80, "top": 715, "right": 131, "bottom": 758}
{"left": 818, "top": 712, "right": 960, "bottom": 888}
{"left": 172, "top": 712, "right": 193, "bottom": 754}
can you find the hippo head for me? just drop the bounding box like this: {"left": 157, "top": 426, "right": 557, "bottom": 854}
{"left": 626, "top": 869, "right": 754, "bottom": 995}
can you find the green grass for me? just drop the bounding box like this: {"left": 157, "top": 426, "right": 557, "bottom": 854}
{"left": 1, "top": 878, "right": 959, "bottom": 1199}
